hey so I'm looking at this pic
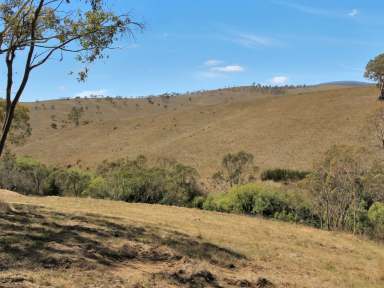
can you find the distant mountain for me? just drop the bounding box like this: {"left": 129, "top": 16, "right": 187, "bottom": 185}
{"left": 318, "top": 81, "right": 373, "bottom": 87}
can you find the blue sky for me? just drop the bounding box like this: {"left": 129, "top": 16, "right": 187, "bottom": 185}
{"left": 18, "top": 0, "right": 384, "bottom": 101}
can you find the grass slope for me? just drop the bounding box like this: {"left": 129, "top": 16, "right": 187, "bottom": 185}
{"left": 13, "top": 85, "right": 381, "bottom": 181}
{"left": 1, "top": 190, "right": 383, "bottom": 287}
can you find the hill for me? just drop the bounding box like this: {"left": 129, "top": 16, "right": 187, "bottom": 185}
{"left": 1, "top": 189, "right": 383, "bottom": 287}
{"left": 12, "top": 85, "right": 382, "bottom": 181}
{"left": 317, "top": 81, "right": 372, "bottom": 86}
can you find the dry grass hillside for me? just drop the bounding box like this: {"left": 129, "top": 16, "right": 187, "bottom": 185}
{"left": 13, "top": 85, "right": 382, "bottom": 180}
{"left": 1, "top": 189, "right": 383, "bottom": 288}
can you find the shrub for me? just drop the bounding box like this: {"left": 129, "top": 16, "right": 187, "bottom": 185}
{"left": 192, "top": 196, "right": 206, "bottom": 209}
{"left": 0, "top": 151, "right": 17, "bottom": 190}
{"left": 42, "top": 170, "right": 63, "bottom": 196}
{"left": 203, "top": 183, "right": 317, "bottom": 225}
{"left": 83, "top": 176, "right": 109, "bottom": 199}
{"left": 368, "top": 202, "right": 384, "bottom": 239}
{"left": 99, "top": 156, "right": 203, "bottom": 207}
{"left": 261, "top": 168, "right": 309, "bottom": 183}
{"left": 59, "top": 168, "right": 92, "bottom": 197}
{"left": 226, "top": 184, "right": 291, "bottom": 216}
{"left": 14, "top": 156, "right": 49, "bottom": 195}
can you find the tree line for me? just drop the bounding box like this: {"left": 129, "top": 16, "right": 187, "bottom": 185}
{"left": 1, "top": 148, "right": 384, "bottom": 240}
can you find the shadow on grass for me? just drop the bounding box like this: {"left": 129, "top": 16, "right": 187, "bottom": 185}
{"left": 0, "top": 204, "right": 245, "bottom": 273}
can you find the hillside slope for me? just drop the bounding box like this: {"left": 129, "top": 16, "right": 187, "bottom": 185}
{"left": 13, "top": 85, "right": 381, "bottom": 179}
{"left": 1, "top": 190, "right": 383, "bottom": 287}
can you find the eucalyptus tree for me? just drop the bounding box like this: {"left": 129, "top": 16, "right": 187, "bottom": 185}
{"left": 213, "top": 151, "right": 258, "bottom": 189}
{"left": 0, "top": 0, "right": 142, "bottom": 156}
{"left": 365, "top": 53, "right": 384, "bottom": 100}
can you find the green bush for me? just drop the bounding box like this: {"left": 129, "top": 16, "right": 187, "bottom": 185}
{"left": 58, "top": 168, "right": 92, "bottom": 197}
{"left": 261, "top": 168, "right": 309, "bottom": 183}
{"left": 42, "top": 170, "right": 63, "bottom": 196}
{"left": 14, "top": 156, "right": 49, "bottom": 195}
{"left": 203, "top": 183, "right": 318, "bottom": 225}
{"left": 368, "top": 202, "right": 384, "bottom": 239}
{"left": 191, "top": 196, "right": 206, "bottom": 209}
{"left": 0, "top": 153, "right": 203, "bottom": 207}
{"left": 96, "top": 156, "right": 203, "bottom": 207}
{"left": 83, "top": 176, "right": 109, "bottom": 199}
{"left": 0, "top": 151, "right": 17, "bottom": 190}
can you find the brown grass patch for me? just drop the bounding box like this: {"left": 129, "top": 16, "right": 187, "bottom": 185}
{"left": 13, "top": 85, "right": 381, "bottom": 182}
{"left": 1, "top": 190, "right": 383, "bottom": 287}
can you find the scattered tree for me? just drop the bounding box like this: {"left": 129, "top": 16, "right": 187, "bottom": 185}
{"left": 15, "top": 156, "right": 48, "bottom": 195}
{"left": 60, "top": 168, "right": 92, "bottom": 197}
{"left": 213, "top": 151, "right": 258, "bottom": 189}
{"left": 68, "top": 107, "right": 84, "bottom": 127}
{"left": 0, "top": 0, "right": 143, "bottom": 156}
{"left": 365, "top": 53, "right": 384, "bottom": 100}
{"left": 307, "top": 145, "right": 366, "bottom": 232}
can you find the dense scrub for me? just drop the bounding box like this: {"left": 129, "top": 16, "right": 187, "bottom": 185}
{"left": 1, "top": 147, "right": 384, "bottom": 240}
{"left": 261, "top": 168, "right": 309, "bottom": 183}
{"left": 0, "top": 152, "right": 203, "bottom": 208}
{"left": 203, "top": 183, "right": 318, "bottom": 226}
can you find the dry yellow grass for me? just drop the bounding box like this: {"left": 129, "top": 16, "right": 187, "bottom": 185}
{"left": 12, "top": 85, "right": 382, "bottom": 182}
{"left": 1, "top": 189, "right": 383, "bottom": 287}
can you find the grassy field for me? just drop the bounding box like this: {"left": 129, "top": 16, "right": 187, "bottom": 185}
{"left": 12, "top": 85, "right": 382, "bottom": 182}
{"left": 1, "top": 189, "right": 383, "bottom": 287}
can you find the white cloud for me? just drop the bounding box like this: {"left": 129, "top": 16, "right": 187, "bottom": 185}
{"left": 204, "top": 59, "right": 223, "bottom": 66}
{"left": 74, "top": 89, "right": 108, "bottom": 98}
{"left": 348, "top": 9, "right": 359, "bottom": 17}
{"left": 271, "top": 76, "right": 289, "bottom": 85}
{"left": 211, "top": 65, "right": 244, "bottom": 73}
{"left": 199, "top": 60, "right": 245, "bottom": 79}
{"left": 233, "top": 33, "right": 275, "bottom": 48}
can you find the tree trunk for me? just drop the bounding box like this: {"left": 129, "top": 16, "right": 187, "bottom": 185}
{"left": 379, "top": 81, "right": 384, "bottom": 101}
{"left": 0, "top": 105, "right": 16, "bottom": 157}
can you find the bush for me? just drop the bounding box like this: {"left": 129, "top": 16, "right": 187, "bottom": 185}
{"left": 14, "top": 156, "right": 49, "bottom": 195}
{"left": 368, "top": 202, "right": 384, "bottom": 239}
{"left": 0, "top": 153, "right": 54, "bottom": 195}
{"left": 83, "top": 176, "right": 109, "bottom": 199}
{"left": 192, "top": 196, "right": 206, "bottom": 209}
{"left": 0, "top": 153, "right": 204, "bottom": 207}
{"left": 261, "top": 168, "right": 309, "bottom": 183}
{"left": 0, "top": 151, "right": 17, "bottom": 190}
{"left": 59, "top": 168, "right": 92, "bottom": 197}
{"left": 203, "top": 183, "right": 317, "bottom": 225}
{"left": 42, "top": 170, "right": 63, "bottom": 196}
{"left": 307, "top": 145, "right": 367, "bottom": 232}
{"left": 97, "top": 156, "right": 203, "bottom": 207}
